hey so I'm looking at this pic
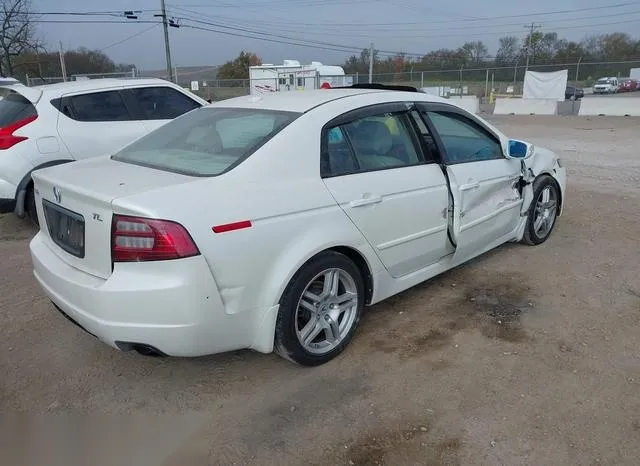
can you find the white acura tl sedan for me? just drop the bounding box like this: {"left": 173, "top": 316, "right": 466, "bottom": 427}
{"left": 29, "top": 87, "right": 566, "bottom": 366}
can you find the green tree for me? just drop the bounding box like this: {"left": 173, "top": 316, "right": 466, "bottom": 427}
{"left": 599, "top": 33, "right": 636, "bottom": 59}
{"left": 217, "top": 51, "right": 262, "bottom": 80}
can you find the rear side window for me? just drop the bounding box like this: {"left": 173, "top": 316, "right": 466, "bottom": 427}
{"left": 321, "top": 112, "right": 423, "bottom": 177}
{"left": 0, "top": 93, "right": 37, "bottom": 127}
{"left": 112, "top": 107, "right": 300, "bottom": 176}
{"left": 129, "top": 87, "right": 201, "bottom": 120}
{"left": 67, "top": 91, "right": 131, "bottom": 122}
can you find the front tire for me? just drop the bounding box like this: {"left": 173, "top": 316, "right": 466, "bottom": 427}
{"left": 522, "top": 175, "right": 559, "bottom": 246}
{"left": 274, "top": 251, "right": 364, "bottom": 366}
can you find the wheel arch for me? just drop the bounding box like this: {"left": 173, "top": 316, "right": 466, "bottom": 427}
{"left": 14, "top": 159, "right": 73, "bottom": 217}
{"left": 273, "top": 242, "right": 378, "bottom": 309}
{"left": 533, "top": 170, "right": 564, "bottom": 216}
{"left": 249, "top": 237, "right": 381, "bottom": 355}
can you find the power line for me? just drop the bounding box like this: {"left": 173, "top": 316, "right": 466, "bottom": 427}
{"left": 98, "top": 24, "right": 160, "bottom": 51}
{"left": 168, "top": 0, "right": 639, "bottom": 20}
{"left": 180, "top": 24, "right": 363, "bottom": 54}
{"left": 30, "top": 16, "right": 640, "bottom": 58}
{"left": 31, "top": 20, "right": 160, "bottom": 24}
{"left": 169, "top": 6, "right": 640, "bottom": 37}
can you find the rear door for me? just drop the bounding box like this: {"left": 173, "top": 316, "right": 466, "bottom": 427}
{"left": 123, "top": 86, "right": 202, "bottom": 133}
{"left": 417, "top": 103, "right": 523, "bottom": 261}
{"left": 321, "top": 103, "right": 452, "bottom": 278}
{"left": 55, "top": 88, "right": 148, "bottom": 159}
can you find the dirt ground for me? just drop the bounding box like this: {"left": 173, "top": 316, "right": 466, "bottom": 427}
{"left": 1, "top": 116, "right": 639, "bottom": 466}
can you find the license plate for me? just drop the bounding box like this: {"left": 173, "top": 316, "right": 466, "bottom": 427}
{"left": 43, "top": 200, "right": 85, "bottom": 258}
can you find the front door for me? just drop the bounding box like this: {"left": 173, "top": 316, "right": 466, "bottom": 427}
{"left": 419, "top": 105, "right": 523, "bottom": 261}
{"left": 278, "top": 72, "right": 295, "bottom": 92}
{"left": 321, "top": 104, "right": 451, "bottom": 278}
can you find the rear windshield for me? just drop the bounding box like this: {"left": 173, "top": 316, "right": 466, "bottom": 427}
{"left": 112, "top": 107, "right": 300, "bottom": 176}
{"left": 0, "top": 92, "right": 37, "bottom": 127}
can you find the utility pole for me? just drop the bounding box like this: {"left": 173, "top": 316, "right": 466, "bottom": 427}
{"left": 59, "top": 41, "right": 67, "bottom": 82}
{"left": 159, "top": 0, "right": 174, "bottom": 82}
{"left": 368, "top": 42, "right": 374, "bottom": 84}
{"left": 576, "top": 56, "right": 582, "bottom": 82}
{"left": 524, "top": 22, "right": 542, "bottom": 75}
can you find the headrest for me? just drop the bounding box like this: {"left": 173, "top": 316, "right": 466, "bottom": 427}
{"left": 349, "top": 120, "right": 392, "bottom": 155}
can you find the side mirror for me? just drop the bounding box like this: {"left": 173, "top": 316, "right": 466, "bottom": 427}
{"left": 507, "top": 139, "right": 534, "bottom": 159}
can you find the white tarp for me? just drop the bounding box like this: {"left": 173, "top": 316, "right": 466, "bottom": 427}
{"left": 578, "top": 97, "right": 640, "bottom": 116}
{"left": 494, "top": 98, "right": 558, "bottom": 115}
{"left": 523, "top": 70, "right": 568, "bottom": 101}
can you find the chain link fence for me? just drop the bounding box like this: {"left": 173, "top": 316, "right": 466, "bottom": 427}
{"left": 18, "top": 59, "right": 640, "bottom": 102}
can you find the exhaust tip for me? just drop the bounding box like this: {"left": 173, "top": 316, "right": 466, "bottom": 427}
{"left": 115, "top": 341, "right": 167, "bottom": 357}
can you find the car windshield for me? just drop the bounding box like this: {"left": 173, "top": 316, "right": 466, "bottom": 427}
{"left": 112, "top": 107, "right": 300, "bottom": 176}
{"left": 596, "top": 78, "right": 612, "bottom": 84}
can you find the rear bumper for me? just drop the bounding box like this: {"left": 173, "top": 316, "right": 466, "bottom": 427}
{"left": 30, "top": 232, "right": 262, "bottom": 357}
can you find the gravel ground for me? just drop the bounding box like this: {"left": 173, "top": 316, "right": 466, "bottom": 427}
{"left": 1, "top": 116, "right": 639, "bottom": 466}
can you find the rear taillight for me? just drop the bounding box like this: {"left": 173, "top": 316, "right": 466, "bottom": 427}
{"left": 111, "top": 215, "right": 200, "bottom": 262}
{"left": 0, "top": 115, "right": 37, "bottom": 150}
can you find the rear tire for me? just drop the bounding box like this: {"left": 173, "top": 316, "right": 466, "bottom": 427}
{"left": 26, "top": 184, "right": 39, "bottom": 227}
{"left": 522, "top": 175, "right": 559, "bottom": 246}
{"left": 274, "top": 251, "right": 364, "bottom": 366}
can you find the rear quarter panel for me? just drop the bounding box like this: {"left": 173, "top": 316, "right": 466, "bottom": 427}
{"left": 111, "top": 112, "right": 386, "bottom": 317}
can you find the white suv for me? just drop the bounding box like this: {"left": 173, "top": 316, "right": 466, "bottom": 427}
{"left": 0, "top": 78, "right": 206, "bottom": 223}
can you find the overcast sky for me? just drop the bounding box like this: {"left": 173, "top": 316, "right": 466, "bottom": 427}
{"left": 32, "top": 0, "right": 640, "bottom": 70}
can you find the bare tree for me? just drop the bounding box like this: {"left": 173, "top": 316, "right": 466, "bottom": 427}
{"left": 460, "top": 41, "right": 488, "bottom": 65}
{"left": 0, "top": 0, "right": 41, "bottom": 77}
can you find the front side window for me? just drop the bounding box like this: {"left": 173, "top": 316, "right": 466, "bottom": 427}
{"left": 112, "top": 107, "right": 299, "bottom": 176}
{"left": 69, "top": 91, "right": 131, "bottom": 122}
{"left": 426, "top": 111, "right": 503, "bottom": 164}
{"left": 130, "top": 86, "right": 201, "bottom": 120}
{"left": 322, "top": 113, "right": 422, "bottom": 177}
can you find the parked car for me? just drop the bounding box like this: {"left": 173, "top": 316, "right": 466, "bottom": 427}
{"left": 593, "top": 77, "right": 619, "bottom": 94}
{"left": 618, "top": 78, "right": 638, "bottom": 92}
{"left": 565, "top": 85, "right": 584, "bottom": 100}
{"left": 29, "top": 86, "right": 567, "bottom": 366}
{"left": 0, "top": 78, "right": 207, "bottom": 223}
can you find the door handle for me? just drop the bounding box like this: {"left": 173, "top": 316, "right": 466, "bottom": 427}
{"left": 460, "top": 180, "right": 480, "bottom": 191}
{"left": 349, "top": 195, "right": 382, "bottom": 208}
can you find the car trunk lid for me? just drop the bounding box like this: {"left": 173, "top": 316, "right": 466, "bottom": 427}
{"left": 32, "top": 157, "right": 195, "bottom": 279}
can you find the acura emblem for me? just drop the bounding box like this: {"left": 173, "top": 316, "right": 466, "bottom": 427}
{"left": 53, "top": 186, "right": 62, "bottom": 203}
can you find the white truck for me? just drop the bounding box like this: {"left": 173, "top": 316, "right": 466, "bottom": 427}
{"left": 593, "top": 77, "right": 619, "bottom": 94}
{"left": 249, "top": 60, "right": 352, "bottom": 95}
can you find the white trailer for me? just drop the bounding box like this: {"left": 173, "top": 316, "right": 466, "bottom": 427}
{"left": 630, "top": 68, "right": 640, "bottom": 80}
{"left": 249, "top": 60, "right": 352, "bottom": 95}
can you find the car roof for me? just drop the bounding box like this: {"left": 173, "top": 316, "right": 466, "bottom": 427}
{"left": 211, "top": 88, "right": 448, "bottom": 113}
{"left": 32, "top": 77, "right": 176, "bottom": 95}
{"left": 0, "top": 77, "right": 192, "bottom": 105}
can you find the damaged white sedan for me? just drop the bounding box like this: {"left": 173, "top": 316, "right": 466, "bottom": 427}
{"left": 29, "top": 87, "right": 566, "bottom": 366}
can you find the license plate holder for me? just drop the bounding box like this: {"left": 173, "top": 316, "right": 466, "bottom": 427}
{"left": 43, "top": 200, "right": 85, "bottom": 258}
